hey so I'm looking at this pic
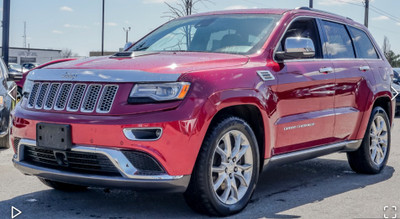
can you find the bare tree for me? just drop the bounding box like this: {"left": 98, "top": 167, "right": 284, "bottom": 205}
{"left": 382, "top": 36, "right": 400, "bottom": 67}
{"left": 382, "top": 36, "right": 390, "bottom": 56}
{"left": 163, "top": 0, "right": 211, "bottom": 49}
{"left": 61, "top": 48, "right": 78, "bottom": 58}
{"left": 164, "top": 0, "right": 210, "bottom": 19}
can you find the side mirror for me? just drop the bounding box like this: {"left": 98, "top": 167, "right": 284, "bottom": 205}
{"left": 123, "top": 42, "right": 133, "bottom": 51}
{"left": 276, "top": 37, "right": 315, "bottom": 61}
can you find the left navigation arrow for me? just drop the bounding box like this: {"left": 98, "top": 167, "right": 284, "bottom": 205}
{"left": 7, "top": 85, "right": 16, "bottom": 101}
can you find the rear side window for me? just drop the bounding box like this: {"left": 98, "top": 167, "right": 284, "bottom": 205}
{"left": 321, "top": 21, "right": 355, "bottom": 59}
{"left": 348, "top": 27, "right": 379, "bottom": 59}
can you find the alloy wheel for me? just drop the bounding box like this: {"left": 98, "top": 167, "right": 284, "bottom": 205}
{"left": 369, "top": 115, "right": 388, "bottom": 165}
{"left": 210, "top": 130, "right": 253, "bottom": 205}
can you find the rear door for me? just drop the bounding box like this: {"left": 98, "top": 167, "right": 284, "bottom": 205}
{"left": 319, "top": 20, "right": 374, "bottom": 141}
{"left": 274, "top": 17, "right": 336, "bottom": 154}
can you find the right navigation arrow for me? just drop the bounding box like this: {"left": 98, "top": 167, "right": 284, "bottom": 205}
{"left": 11, "top": 206, "right": 22, "bottom": 219}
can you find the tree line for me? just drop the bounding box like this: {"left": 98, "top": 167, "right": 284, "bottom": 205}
{"left": 383, "top": 36, "right": 400, "bottom": 67}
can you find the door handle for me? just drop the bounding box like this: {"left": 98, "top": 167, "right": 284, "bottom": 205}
{"left": 359, "top": 66, "right": 370, "bottom": 72}
{"left": 319, "top": 67, "right": 334, "bottom": 74}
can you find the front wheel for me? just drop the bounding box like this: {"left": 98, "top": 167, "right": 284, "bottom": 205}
{"left": 347, "top": 106, "right": 391, "bottom": 174}
{"left": 184, "top": 117, "right": 260, "bottom": 216}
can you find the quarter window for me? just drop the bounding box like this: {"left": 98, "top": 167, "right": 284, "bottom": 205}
{"left": 348, "top": 26, "right": 379, "bottom": 59}
{"left": 321, "top": 21, "right": 355, "bottom": 59}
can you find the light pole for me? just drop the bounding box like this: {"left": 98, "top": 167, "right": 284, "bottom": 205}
{"left": 2, "top": 0, "right": 10, "bottom": 66}
{"left": 101, "top": 0, "right": 105, "bottom": 55}
{"left": 123, "top": 27, "right": 131, "bottom": 43}
{"left": 309, "top": 0, "right": 313, "bottom": 8}
{"left": 364, "top": 0, "right": 369, "bottom": 27}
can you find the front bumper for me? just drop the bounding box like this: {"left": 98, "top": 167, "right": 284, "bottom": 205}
{"left": 13, "top": 139, "right": 190, "bottom": 192}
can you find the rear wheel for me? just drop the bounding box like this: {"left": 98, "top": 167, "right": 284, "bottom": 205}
{"left": 184, "top": 117, "right": 259, "bottom": 216}
{"left": 38, "top": 178, "right": 87, "bottom": 191}
{"left": 347, "top": 106, "right": 390, "bottom": 174}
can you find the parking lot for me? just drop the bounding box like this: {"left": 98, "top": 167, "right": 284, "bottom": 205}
{"left": 0, "top": 118, "right": 399, "bottom": 219}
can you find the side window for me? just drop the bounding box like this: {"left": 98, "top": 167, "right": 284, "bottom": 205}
{"left": 321, "top": 21, "right": 355, "bottom": 59}
{"left": 348, "top": 27, "right": 379, "bottom": 59}
{"left": 278, "top": 18, "right": 322, "bottom": 58}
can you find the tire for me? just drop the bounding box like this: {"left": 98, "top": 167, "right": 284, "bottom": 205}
{"left": 16, "top": 87, "right": 22, "bottom": 102}
{"left": 0, "top": 133, "right": 10, "bottom": 149}
{"left": 347, "top": 106, "right": 391, "bottom": 174}
{"left": 38, "top": 178, "right": 87, "bottom": 191}
{"left": 184, "top": 117, "right": 260, "bottom": 216}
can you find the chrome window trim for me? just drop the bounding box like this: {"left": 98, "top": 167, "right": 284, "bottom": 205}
{"left": 273, "top": 15, "right": 383, "bottom": 63}
{"left": 15, "top": 138, "right": 182, "bottom": 180}
{"left": 123, "top": 127, "right": 163, "bottom": 141}
{"left": 283, "top": 58, "right": 372, "bottom": 63}
{"left": 27, "top": 69, "right": 181, "bottom": 83}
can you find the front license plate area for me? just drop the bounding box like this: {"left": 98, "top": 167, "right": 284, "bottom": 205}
{"left": 36, "top": 123, "right": 72, "bottom": 150}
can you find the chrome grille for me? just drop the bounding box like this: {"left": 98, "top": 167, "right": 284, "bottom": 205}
{"left": 27, "top": 83, "right": 40, "bottom": 108}
{"left": 67, "top": 84, "right": 87, "bottom": 112}
{"left": 44, "top": 83, "right": 60, "bottom": 110}
{"left": 96, "top": 85, "right": 118, "bottom": 113}
{"left": 27, "top": 82, "right": 118, "bottom": 113}
{"left": 35, "top": 83, "right": 49, "bottom": 109}
{"left": 54, "top": 83, "right": 72, "bottom": 110}
{"left": 81, "top": 84, "right": 102, "bottom": 113}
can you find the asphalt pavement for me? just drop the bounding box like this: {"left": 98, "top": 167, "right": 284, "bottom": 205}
{"left": 1, "top": 118, "right": 399, "bottom": 219}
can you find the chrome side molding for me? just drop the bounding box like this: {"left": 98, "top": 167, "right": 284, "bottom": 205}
{"left": 263, "top": 140, "right": 362, "bottom": 170}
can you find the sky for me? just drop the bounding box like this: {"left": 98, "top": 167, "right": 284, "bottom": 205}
{"left": 3, "top": 0, "right": 400, "bottom": 57}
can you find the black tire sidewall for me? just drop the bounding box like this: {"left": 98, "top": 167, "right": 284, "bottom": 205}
{"left": 202, "top": 117, "right": 260, "bottom": 215}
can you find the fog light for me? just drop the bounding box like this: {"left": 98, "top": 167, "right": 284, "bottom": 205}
{"left": 123, "top": 128, "right": 163, "bottom": 141}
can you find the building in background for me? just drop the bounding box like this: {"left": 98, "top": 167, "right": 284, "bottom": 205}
{"left": 89, "top": 51, "right": 117, "bottom": 57}
{"left": 0, "top": 47, "right": 62, "bottom": 65}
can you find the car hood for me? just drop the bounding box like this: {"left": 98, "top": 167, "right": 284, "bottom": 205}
{"left": 45, "top": 52, "right": 249, "bottom": 74}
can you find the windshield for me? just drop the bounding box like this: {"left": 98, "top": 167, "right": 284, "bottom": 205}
{"left": 130, "top": 14, "right": 281, "bottom": 55}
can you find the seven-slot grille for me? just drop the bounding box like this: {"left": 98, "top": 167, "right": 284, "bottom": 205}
{"left": 27, "top": 82, "right": 118, "bottom": 113}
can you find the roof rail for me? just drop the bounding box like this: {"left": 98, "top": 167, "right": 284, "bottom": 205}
{"left": 295, "top": 6, "right": 353, "bottom": 20}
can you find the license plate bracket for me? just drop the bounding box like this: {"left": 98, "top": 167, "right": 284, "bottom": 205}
{"left": 36, "top": 123, "right": 72, "bottom": 150}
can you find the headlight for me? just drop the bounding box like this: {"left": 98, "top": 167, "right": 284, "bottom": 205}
{"left": 129, "top": 82, "right": 190, "bottom": 103}
{"left": 22, "top": 80, "right": 34, "bottom": 97}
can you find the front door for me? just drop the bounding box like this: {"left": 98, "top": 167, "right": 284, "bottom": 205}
{"left": 274, "top": 17, "right": 336, "bottom": 154}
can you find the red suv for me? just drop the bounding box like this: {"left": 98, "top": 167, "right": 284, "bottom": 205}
{"left": 11, "top": 7, "right": 394, "bottom": 216}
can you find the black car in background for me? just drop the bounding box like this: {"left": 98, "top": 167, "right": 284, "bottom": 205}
{"left": 0, "top": 59, "right": 17, "bottom": 148}
{"left": 22, "top": 62, "right": 39, "bottom": 70}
